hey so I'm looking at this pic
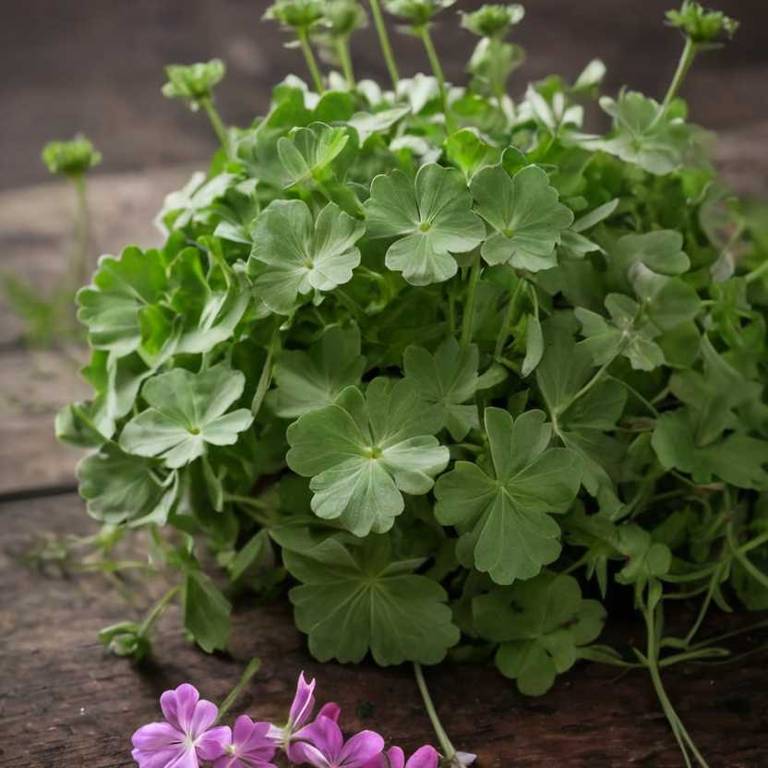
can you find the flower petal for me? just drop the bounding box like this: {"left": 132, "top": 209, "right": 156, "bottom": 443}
{"left": 291, "top": 741, "right": 333, "bottom": 768}
{"left": 132, "top": 745, "right": 187, "bottom": 768}
{"left": 160, "top": 683, "right": 200, "bottom": 732}
{"left": 339, "top": 729, "right": 385, "bottom": 768}
{"left": 317, "top": 702, "right": 341, "bottom": 723}
{"left": 385, "top": 747, "right": 405, "bottom": 768}
{"left": 289, "top": 671, "right": 317, "bottom": 730}
{"left": 190, "top": 698, "right": 219, "bottom": 738}
{"left": 404, "top": 746, "right": 439, "bottom": 768}
{"left": 132, "top": 722, "right": 185, "bottom": 751}
{"left": 197, "top": 725, "right": 232, "bottom": 761}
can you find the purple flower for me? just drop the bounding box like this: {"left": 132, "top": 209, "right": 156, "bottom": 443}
{"left": 291, "top": 715, "right": 384, "bottom": 768}
{"left": 274, "top": 672, "right": 341, "bottom": 762}
{"left": 131, "top": 683, "right": 230, "bottom": 768}
{"left": 364, "top": 745, "right": 440, "bottom": 768}
{"left": 213, "top": 715, "right": 277, "bottom": 768}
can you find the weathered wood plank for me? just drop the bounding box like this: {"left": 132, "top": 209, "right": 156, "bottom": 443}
{"left": 1, "top": 494, "right": 766, "bottom": 767}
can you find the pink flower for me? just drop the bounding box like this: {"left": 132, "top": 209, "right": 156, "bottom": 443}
{"left": 276, "top": 672, "right": 341, "bottom": 762}
{"left": 365, "top": 745, "right": 440, "bottom": 768}
{"left": 131, "top": 683, "right": 230, "bottom": 768}
{"left": 213, "top": 715, "right": 277, "bottom": 768}
{"left": 292, "top": 715, "right": 384, "bottom": 768}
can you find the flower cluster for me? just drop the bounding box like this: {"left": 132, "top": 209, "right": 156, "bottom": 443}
{"left": 131, "top": 673, "right": 445, "bottom": 768}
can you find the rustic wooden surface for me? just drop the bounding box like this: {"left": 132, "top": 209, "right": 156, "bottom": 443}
{"left": 1, "top": 140, "right": 768, "bottom": 766}
{"left": 2, "top": 493, "right": 768, "bottom": 767}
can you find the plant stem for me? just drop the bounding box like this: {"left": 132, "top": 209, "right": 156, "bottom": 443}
{"left": 217, "top": 657, "right": 262, "bottom": 722}
{"left": 71, "top": 174, "right": 90, "bottom": 290}
{"left": 661, "top": 37, "right": 697, "bottom": 111}
{"left": 201, "top": 97, "right": 231, "bottom": 158}
{"left": 140, "top": 585, "right": 181, "bottom": 635}
{"left": 417, "top": 25, "right": 455, "bottom": 133}
{"left": 644, "top": 595, "right": 710, "bottom": 768}
{"left": 413, "top": 663, "right": 458, "bottom": 765}
{"left": 727, "top": 523, "right": 768, "bottom": 590}
{"left": 297, "top": 28, "right": 325, "bottom": 93}
{"left": 252, "top": 324, "right": 281, "bottom": 416}
{"left": 460, "top": 253, "right": 482, "bottom": 347}
{"left": 336, "top": 37, "right": 356, "bottom": 89}
{"left": 493, "top": 276, "right": 524, "bottom": 359}
{"left": 367, "top": 0, "right": 399, "bottom": 88}
{"left": 745, "top": 258, "right": 768, "bottom": 285}
{"left": 555, "top": 355, "right": 615, "bottom": 420}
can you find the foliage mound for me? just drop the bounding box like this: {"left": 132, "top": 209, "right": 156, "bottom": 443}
{"left": 57, "top": 2, "right": 768, "bottom": 764}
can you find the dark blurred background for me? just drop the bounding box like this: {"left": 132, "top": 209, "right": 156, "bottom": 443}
{"left": 0, "top": 0, "right": 766, "bottom": 191}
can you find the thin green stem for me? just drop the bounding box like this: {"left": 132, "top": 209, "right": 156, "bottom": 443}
{"left": 297, "top": 28, "right": 325, "bottom": 93}
{"left": 200, "top": 97, "right": 231, "bottom": 158}
{"left": 745, "top": 258, "right": 768, "bottom": 285}
{"left": 413, "top": 663, "right": 458, "bottom": 764}
{"left": 367, "top": 0, "right": 399, "bottom": 88}
{"left": 727, "top": 523, "right": 768, "bottom": 590}
{"left": 661, "top": 37, "right": 697, "bottom": 112}
{"left": 336, "top": 37, "right": 356, "bottom": 89}
{"left": 493, "top": 277, "right": 524, "bottom": 359}
{"left": 140, "top": 585, "right": 181, "bottom": 635}
{"left": 556, "top": 356, "right": 615, "bottom": 419}
{"left": 72, "top": 174, "right": 90, "bottom": 290}
{"left": 644, "top": 597, "right": 710, "bottom": 768}
{"left": 251, "top": 323, "right": 281, "bottom": 416}
{"left": 217, "top": 657, "right": 262, "bottom": 722}
{"left": 460, "top": 253, "right": 482, "bottom": 347}
{"left": 417, "top": 25, "right": 455, "bottom": 133}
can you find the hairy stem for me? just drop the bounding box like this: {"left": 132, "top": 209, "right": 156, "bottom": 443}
{"left": 417, "top": 25, "right": 455, "bottom": 133}
{"left": 297, "top": 28, "right": 325, "bottom": 93}
{"left": 367, "top": 0, "right": 399, "bottom": 87}
{"left": 413, "top": 663, "right": 459, "bottom": 765}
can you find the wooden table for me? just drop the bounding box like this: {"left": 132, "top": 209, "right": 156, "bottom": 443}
{"left": 1, "top": 163, "right": 767, "bottom": 767}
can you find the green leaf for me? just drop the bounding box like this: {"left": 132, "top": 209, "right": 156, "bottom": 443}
{"left": 248, "top": 200, "right": 364, "bottom": 314}
{"left": 348, "top": 106, "right": 410, "bottom": 144}
{"left": 652, "top": 409, "right": 768, "bottom": 490}
{"left": 444, "top": 128, "right": 502, "bottom": 181}
{"left": 613, "top": 230, "right": 690, "bottom": 277}
{"left": 276, "top": 532, "right": 460, "bottom": 665}
{"left": 364, "top": 163, "right": 485, "bottom": 286}
{"left": 183, "top": 569, "right": 231, "bottom": 653}
{"left": 576, "top": 294, "right": 665, "bottom": 371}
{"left": 435, "top": 408, "right": 582, "bottom": 584}
{"left": 77, "top": 247, "right": 168, "bottom": 355}
{"left": 403, "top": 338, "right": 504, "bottom": 441}
{"left": 537, "top": 321, "right": 627, "bottom": 515}
{"left": 269, "top": 325, "right": 366, "bottom": 418}
{"left": 630, "top": 264, "right": 700, "bottom": 331}
{"left": 614, "top": 525, "right": 671, "bottom": 586}
{"left": 77, "top": 446, "right": 176, "bottom": 525}
{"left": 471, "top": 165, "right": 573, "bottom": 271}
{"left": 119, "top": 364, "right": 253, "bottom": 468}
{"left": 286, "top": 378, "right": 449, "bottom": 536}
{"left": 584, "top": 91, "right": 693, "bottom": 175}
{"left": 277, "top": 122, "right": 352, "bottom": 186}
{"left": 473, "top": 572, "right": 605, "bottom": 695}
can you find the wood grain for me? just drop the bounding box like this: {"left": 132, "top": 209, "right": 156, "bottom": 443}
{"left": 1, "top": 494, "right": 766, "bottom": 767}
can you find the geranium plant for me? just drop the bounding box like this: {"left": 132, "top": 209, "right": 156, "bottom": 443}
{"left": 58, "top": 2, "right": 768, "bottom": 765}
